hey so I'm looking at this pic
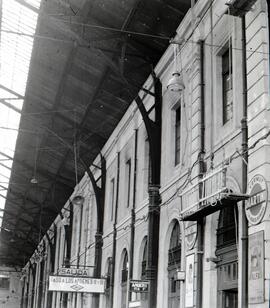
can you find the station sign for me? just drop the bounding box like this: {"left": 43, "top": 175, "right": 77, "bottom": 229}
{"left": 246, "top": 175, "right": 268, "bottom": 225}
{"left": 58, "top": 267, "right": 90, "bottom": 277}
{"left": 129, "top": 280, "right": 149, "bottom": 293}
{"left": 48, "top": 275, "right": 105, "bottom": 293}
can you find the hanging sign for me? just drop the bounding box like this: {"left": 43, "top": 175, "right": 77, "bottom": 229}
{"left": 48, "top": 275, "right": 105, "bottom": 293}
{"left": 246, "top": 175, "right": 268, "bottom": 225}
{"left": 58, "top": 267, "right": 90, "bottom": 277}
{"left": 185, "top": 254, "right": 194, "bottom": 307}
{"left": 129, "top": 280, "right": 149, "bottom": 293}
{"left": 248, "top": 231, "right": 264, "bottom": 304}
{"left": 129, "top": 301, "right": 142, "bottom": 308}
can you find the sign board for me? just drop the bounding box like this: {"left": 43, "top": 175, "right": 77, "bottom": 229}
{"left": 48, "top": 275, "right": 105, "bottom": 293}
{"left": 248, "top": 231, "right": 264, "bottom": 304}
{"left": 58, "top": 267, "right": 90, "bottom": 277}
{"left": 246, "top": 175, "right": 268, "bottom": 225}
{"left": 181, "top": 167, "right": 227, "bottom": 219}
{"left": 185, "top": 254, "right": 194, "bottom": 307}
{"left": 129, "top": 301, "right": 142, "bottom": 308}
{"left": 129, "top": 280, "right": 149, "bottom": 293}
{"left": 176, "top": 270, "right": 185, "bottom": 281}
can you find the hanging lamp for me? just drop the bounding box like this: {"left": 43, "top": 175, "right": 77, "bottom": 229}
{"left": 167, "top": 42, "right": 185, "bottom": 92}
{"left": 30, "top": 135, "right": 39, "bottom": 184}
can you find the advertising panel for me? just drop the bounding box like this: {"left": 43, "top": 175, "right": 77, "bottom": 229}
{"left": 248, "top": 231, "right": 264, "bottom": 304}
{"left": 48, "top": 275, "right": 105, "bottom": 293}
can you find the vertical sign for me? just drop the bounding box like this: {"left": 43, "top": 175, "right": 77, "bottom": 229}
{"left": 185, "top": 254, "right": 194, "bottom": 307}
{"left": 248, "top": 231, "right": 264, "bottom": 304}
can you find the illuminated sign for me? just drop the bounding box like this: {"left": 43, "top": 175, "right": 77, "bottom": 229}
{"left": 48, "top": 275, "right": 105, "bottom": 293}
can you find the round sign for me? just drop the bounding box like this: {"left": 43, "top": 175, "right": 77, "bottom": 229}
{"left": 185, "top": 221, "right": 197, "bottom": 250}
{"left": 245, "top": 174, "right": 268, "bottom": 225}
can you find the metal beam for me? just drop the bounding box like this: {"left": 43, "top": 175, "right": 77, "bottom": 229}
{"left": 0, "top": 150, "right": 73, "bottom": 189}
{"left": 14, "top": 0, "right": 39, "bottom": 13}
{"left": 0, "top": 84, "right": 24, "bottom": 99}
{"left": 0, "top": 99, "right": 21, "bottom": 113}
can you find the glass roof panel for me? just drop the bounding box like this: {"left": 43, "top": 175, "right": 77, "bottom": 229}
{"left": 0, "top": 0, "right": 41, "bottom": 228}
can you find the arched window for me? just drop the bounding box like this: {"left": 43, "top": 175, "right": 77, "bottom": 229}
{"left": 168, "top": 221, "right": 181, "bottom": 308}
{"left": 121, "top": 250, "right": 129, "bottom": 308}
{"left": 216, "top": 204, "right": 238, "bottom": 308}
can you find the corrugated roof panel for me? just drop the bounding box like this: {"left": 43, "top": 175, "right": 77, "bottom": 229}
{"left": 0, "top": 0, "right": 41, "bottom": 228}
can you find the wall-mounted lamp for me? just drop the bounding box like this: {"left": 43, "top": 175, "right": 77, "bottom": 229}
{"left": 167, "top": 40, "right": 185, "bottom": 92}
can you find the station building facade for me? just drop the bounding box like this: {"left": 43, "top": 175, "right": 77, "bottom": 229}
{"left": 20, "top": 0, "right": 270, "bottom": 308}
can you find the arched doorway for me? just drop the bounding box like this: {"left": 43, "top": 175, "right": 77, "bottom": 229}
{"left": 216, "top": 204, "right": 238, "bottom": 308}
{"left": 168, "top": 221, "right": 181, "bottom": 308}
{"left": 121, "top": 250, "right": 129, "bottom": 308}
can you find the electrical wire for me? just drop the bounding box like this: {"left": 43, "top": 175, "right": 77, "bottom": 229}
{"left": 1, "top": 8, "right": 270, "bottom": 58}
{"left": 66, "top": 126, "right": 270, "bottom": 266}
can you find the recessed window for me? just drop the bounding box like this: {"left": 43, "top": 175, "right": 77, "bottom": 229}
{"left": 0, "top": 277, "right": 10, "bottom": 289}
{"left": 175, "top": 106, "right": 181, "bottom": 166}
{"left": 110, "top": 178, "right": 115, "bottom": 221}
{"left": 222, "top": 46, "right": 233, "bottom": 124}
{"left": 125, "top": 159, "right": 132, "bottom": 207}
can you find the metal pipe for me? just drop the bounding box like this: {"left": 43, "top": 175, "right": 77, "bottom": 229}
{"left": 266, "top": 1, "right": 270, "bottom": 88}
{"left": 20, "top": 277, "right": 25, "bottom": 308}
{"left": 240, "top": 15, "right": 248, "bottom": 308}
{"left": 30, "top": 264, "right": 36, "bottom": 308}
{"left": 128, "top": 129, "right": 138, "bottom": 301}
{"left": 146, "top": 76, "right": 162, "bottom": 308}
{"left": 110, "top": 152, "right": 120, "bottom": 308}
{"left": 76, "top": 202, "right": 84, "bottom": 306}
{"left": 62, "top": 204, "right": 73, "bottom": 308}
{"left": 46, "top": 226, "right": 56, "bottom": 308}
{"left": 25, "top": 265, "right": 31, "bottom": 308}
{"left": 196, "top": 39, "right": 205, "bottom": 308}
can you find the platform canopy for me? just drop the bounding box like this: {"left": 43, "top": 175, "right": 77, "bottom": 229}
{"left": 0, "top": 0, "right": 191, "bottom": 266}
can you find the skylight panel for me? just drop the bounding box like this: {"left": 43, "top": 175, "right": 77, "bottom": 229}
{"left": 0, "top": 0, "right": 41, "bottom": 228}
{"left": 24, "top": 0, "right": 41, "bottom": 10}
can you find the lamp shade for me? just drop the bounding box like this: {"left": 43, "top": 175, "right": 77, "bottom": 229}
{"left": 72, "top": 195, "right": 85, "bottom": 206}
{"left": 167, "top": 72, "right": 185, "bottom": 92}
{"left": 30, "top": 177, "right": 38, "bottom": 184}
